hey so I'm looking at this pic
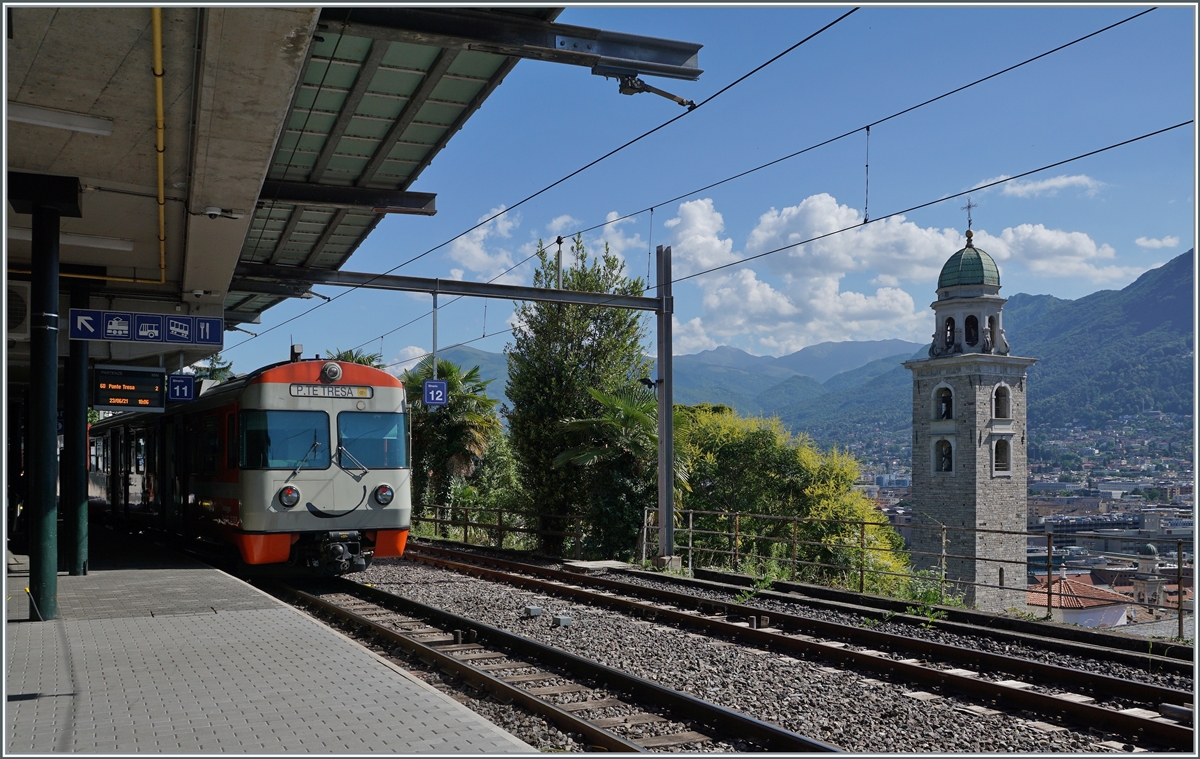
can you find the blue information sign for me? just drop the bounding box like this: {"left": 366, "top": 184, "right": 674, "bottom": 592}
{"left": 423, "top": 379, "right": 449, "bottom": 407}
{"left": 165, "top": 316, "right": 192, "bottom": 343}
{"left": 168, "top": 374, "right": 195, "bottom": 402}
{"left": 68, "top": 309, "right": 222, "bottom": 347}
{"left": 134, "top": 314, "right": 163, "bottom": 342}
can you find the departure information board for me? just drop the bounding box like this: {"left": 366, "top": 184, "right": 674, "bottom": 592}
{"left": 92, "top": 365, "right": 167, "bottom": 413}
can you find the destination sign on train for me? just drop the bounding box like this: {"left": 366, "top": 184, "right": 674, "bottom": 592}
{"left": 92, "top": 365, "right": 167, "bottom": 413}
{"left": 69, "top": 308, "right": 223, "bottom": 346}
{"left": 290, "top": 384, "right": 374, "bottom": 399}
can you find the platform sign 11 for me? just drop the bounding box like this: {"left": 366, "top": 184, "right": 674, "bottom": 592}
{"left": 423, "top": 379, "right": 448, "bottom": 407}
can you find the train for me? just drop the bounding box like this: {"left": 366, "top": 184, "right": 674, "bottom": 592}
{"left": 87, "top": 358, "right": 412, "bottom": 574}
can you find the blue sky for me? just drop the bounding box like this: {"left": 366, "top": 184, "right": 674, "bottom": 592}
{"left": 222, "top": 4, "right": 1196, "bottom": 375}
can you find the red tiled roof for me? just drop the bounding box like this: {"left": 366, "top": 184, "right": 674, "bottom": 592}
{"left": 1027, "top": 577, "right": 1131, "bottom": 609}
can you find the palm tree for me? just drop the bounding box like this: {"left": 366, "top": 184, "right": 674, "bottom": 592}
{"left": 554, "top": 385, "right": 690, "bottom": 558}
{"left": 554, "top": 385, "right": 689, "bottom": 501}
{"left": 325, "top": 347, "right": 384, "bottom": 368}
{"left": 401, "top": 356, "right": 502, "bottom": 509}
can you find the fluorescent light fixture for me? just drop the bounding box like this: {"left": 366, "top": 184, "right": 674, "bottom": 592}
{"left": 7, "top": 102, "right": 113, "bottom": 136}
{"left": 7, "top": 227, "right": 134, "bottom": 251}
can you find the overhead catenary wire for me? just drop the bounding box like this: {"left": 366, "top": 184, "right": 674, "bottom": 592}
{"left": 223, "top": 9, "right": 859, "bottom": 354}
{"left": 336, "top": 5, "right": 1165, "bottom": 358}
{"left": 674, "top": 119, "right": 1194, "bottom": 283}
{"left": 563, "top": 6, "right": 1158, "bottom": 242}
{"left": 364, "top": 118, "right": 1194, "bottom": 371}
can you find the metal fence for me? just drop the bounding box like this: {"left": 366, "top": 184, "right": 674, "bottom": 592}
{"left": 642, "top": 507, "right": 1193, "bottom": 639}
{"left": 411, "top": 504, "right": 585, "bottom": 559}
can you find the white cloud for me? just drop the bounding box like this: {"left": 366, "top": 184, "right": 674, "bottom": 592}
{"left": 1135, "top": 235, "right": 1180, "bottom": 249}
{"left": 663, "top": 198, "right": 740, "bottom": 277}
{"left": 667, "top": 196, "right": 930, "bottom": 355}
{"left": 586, "top": 211, "right": 646, "bottom": 264}
{"left": 448, "top": 268, "right": 464, "bottom": 281}
{"left": 447, "top": 205, "right": 520, "bottom": 281}
{"left": 1002, "top": 174, "right": 1103, "bottom": 198}
{"left": 673, "top": 316, "right": 717, "bottom": 354}
{"left": 974, "top": 224, "right": 1145, "bottom": 283}
{"left": 546, "top": 214, "right": 580, "bottom": 235}
{"left": 744, "top": 193, "right": 960, "bottom": 285}
{"left": 385, "top": 345, "right": 427, "bottom": 377}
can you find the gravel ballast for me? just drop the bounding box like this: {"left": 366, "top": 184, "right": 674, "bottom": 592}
{"left": 357, "top": 557, "right": 1173, "bottom": 752}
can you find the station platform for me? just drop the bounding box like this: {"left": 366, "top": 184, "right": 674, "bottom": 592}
{"left": 5, "top": 528, "right": 533, "bottom": 754}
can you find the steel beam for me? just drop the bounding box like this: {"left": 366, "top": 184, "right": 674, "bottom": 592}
{"left": 308, "top": 38, "right": 390, "bottom": 183}
{"left": 319, "top": 7, "right": 702, "bottom": 81}
{"left": 302, "top": 208, "right": 348, "bottom": 267}
{"left": 656, "top": 245, "right": 674, "bottom": 557}
{"left": 234, "top": 262, "right": 660, "bottom": 311}
{"left": 259, "top": 181, "right": 437, "bottom": 214}
{"left": 357, "top": 48, "right": 458, "bottom": 187}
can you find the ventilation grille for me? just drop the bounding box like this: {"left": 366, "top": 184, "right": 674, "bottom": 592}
{"left": 7, "top": 281, "right": 31, "bottom": 341}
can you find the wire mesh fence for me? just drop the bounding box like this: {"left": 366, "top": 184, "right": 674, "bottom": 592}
{"left": 641, "top": 507, "right": 1193, "bottom": 638}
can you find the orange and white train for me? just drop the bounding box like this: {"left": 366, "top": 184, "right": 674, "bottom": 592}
{"left": 88, "top": 358, "right": 411, "bottom": 574}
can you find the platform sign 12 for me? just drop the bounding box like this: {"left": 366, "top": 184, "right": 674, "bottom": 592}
{"left": 423, "top": 379, "right": 449, "bottom": 407}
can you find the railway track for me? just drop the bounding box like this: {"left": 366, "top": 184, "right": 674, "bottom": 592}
{"left": 400, "top": 541, "right": 1194, "bottom": 751}
{"left": 267, "top": 576, "right": 841, "bottom": 753}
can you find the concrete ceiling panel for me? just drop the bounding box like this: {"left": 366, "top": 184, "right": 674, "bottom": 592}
{"left": 183, "top": 7, "right": 320, "bottom": 302}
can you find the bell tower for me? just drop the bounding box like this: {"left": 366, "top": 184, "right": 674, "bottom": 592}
{"left": 903, "top": 228, "right": 1037, "bottom": 612}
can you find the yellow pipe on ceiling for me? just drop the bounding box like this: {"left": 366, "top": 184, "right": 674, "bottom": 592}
{"left": 10, "top": 8, "right": 170, "bottom": 286}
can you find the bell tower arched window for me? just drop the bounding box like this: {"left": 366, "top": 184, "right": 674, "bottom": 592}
{"left": 943, "top": 317, "right": 955, "bottom": 349}
{"left": 994, "top": 439, "right": 1011, "bottom": 472}
{"left": 965, "top": 315, "right": 979, "bottom": 346}
{"left": 993, "top": 386, "right": 1011, "bottom": 419}
{"left": 987, "top": 315, "right": 997, "bottom": 350}
{"left": 935, "top": 387, "right": 953, "bottom": 420}
{"left": 935, "top": 440, "right": 953, "bottom": 472}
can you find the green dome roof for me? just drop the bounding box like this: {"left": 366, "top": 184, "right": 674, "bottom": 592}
{"left": 938, "top": 237, "right": 1000, "bottom": 289}
{"left": 1138, "top": 543, "right": 1158, "bottom": 557}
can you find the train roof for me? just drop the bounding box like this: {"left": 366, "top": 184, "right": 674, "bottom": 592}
{"left": 89, "top": 359, "right": 405, "bottom": 431}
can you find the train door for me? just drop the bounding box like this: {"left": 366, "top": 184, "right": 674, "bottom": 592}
{"left": 127, "top": 428, "right": 147, "bottom": 518}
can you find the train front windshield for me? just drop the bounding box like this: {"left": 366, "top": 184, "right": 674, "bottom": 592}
{"left": 240, "top": 410, "right": 331, "bottom": 469}
{"left": 337, "top": 412, "right": 407, "bottom": 469}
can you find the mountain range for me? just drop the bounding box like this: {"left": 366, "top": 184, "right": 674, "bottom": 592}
{"left": 436, "top": 249, "right": 1194, "bottom": 446}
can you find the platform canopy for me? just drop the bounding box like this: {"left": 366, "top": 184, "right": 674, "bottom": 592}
{"left": 6, "top": 6, "right": 701, "bottom": 375}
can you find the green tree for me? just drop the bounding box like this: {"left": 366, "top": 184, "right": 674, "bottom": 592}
{"left": 192, "top": 353, "right": 233, "bottom": 381}
{"left": 506, "top": 236, "right": 652, "bottom": 556}
{"left": 401, "top": 357, "right": 501, "bottom": 510}
{"left": 553, "top": 385, "right": 690, "bottom": 559}
{"left": 325, "top": 347, "right": 384, "bottom": 368}
{"left": 677, "top": 404, "right": 907, "bottom": 590}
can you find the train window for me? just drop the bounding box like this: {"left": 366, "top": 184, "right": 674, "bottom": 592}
{"left": 239, "top": 410, "right": 330, "bottom": 470}
{"left": 337, "top": 412, "right": 408, "bottom": 469}
{"left": 202, "top": 417, "right": 220, "bottom": 474}
{"left": 226, "top": 413, "right": 238, "bottom": 470}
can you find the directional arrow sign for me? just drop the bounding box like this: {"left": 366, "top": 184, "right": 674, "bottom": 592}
{"left": 68, "top": 309, "right": 103, "bottom": 340}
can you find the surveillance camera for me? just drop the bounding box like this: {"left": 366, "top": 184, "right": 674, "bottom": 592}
{"left": 192, "top": 289, "right": 204, "bottom": 299}
{"left": 204, "top": 206, "right": 222, "bottom": 219}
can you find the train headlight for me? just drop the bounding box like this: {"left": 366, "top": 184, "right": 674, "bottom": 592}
{"left": 373, "top": 484, "right": 395, "bottom": 506}
{"left": 279, "top": 485, "right": 301, "bottom": 508}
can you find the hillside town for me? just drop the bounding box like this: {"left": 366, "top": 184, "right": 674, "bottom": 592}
{"left": 857, "top": 410, "right": 1194, "bottom": 638}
